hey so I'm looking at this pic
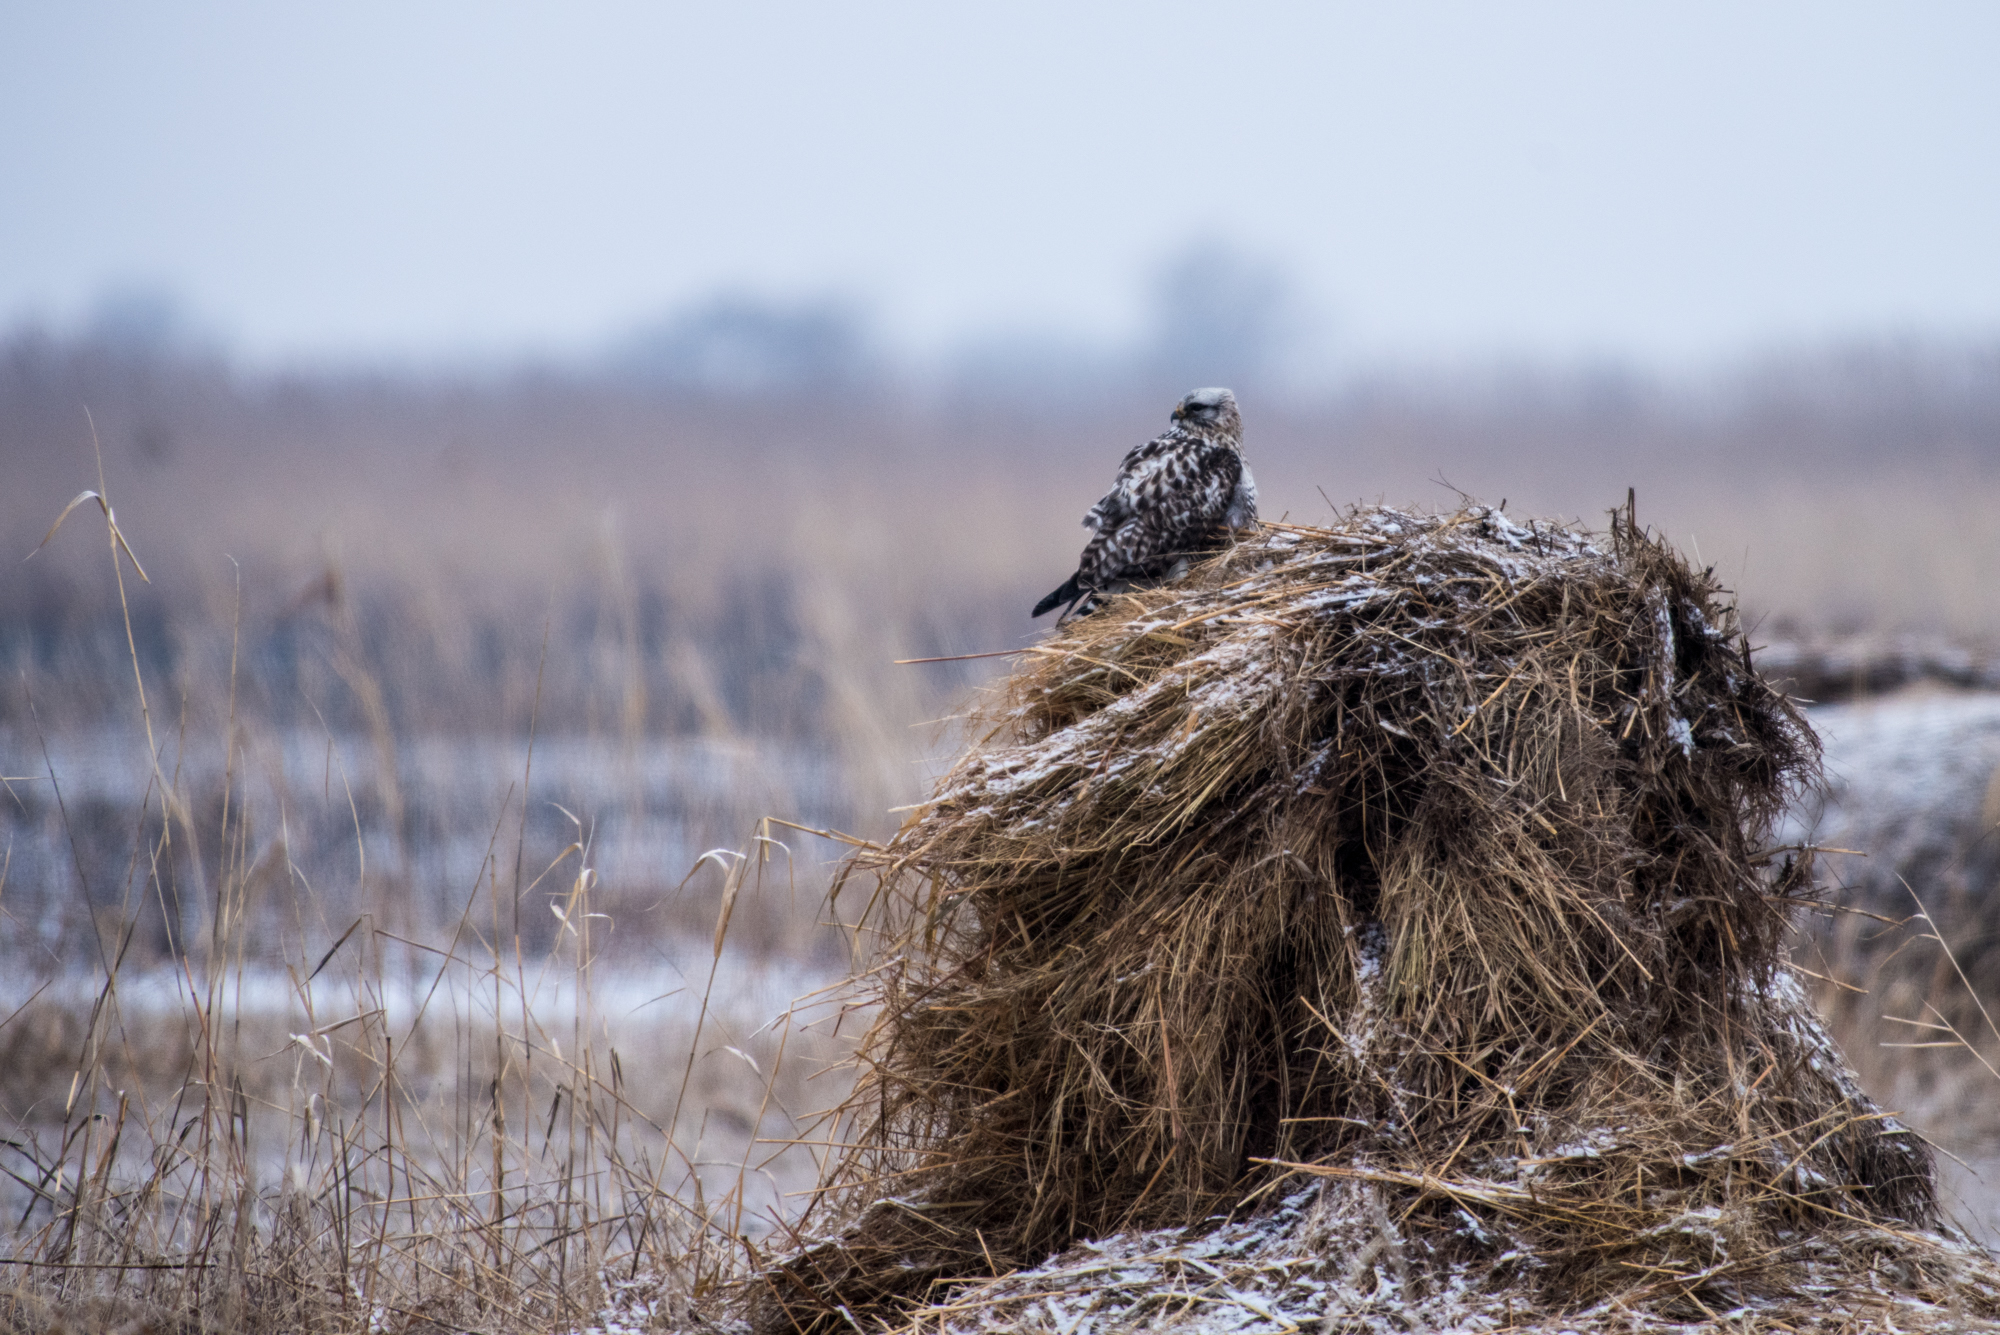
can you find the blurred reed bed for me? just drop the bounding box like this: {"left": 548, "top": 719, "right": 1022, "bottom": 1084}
{"left": 0, "top": 493, "right": 867, "bottom": 1331}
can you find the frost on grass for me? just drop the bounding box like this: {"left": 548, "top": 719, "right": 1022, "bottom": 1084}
{"left": 909, "top": 962, "right": 1989, "bottom": 1334}
{"left": 750, "top": 504, "right": 2000, "bottom": 1334}
{"left": 930, "top": 1183, "right": 2000, "bottom": 1335}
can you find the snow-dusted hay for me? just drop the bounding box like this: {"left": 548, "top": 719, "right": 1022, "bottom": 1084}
{"left": 757, "top": 504, "right": 1968, "bottom": 1332}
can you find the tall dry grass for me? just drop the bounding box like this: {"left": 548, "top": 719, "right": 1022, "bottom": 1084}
{"left": 1, "top": 488, "right": 867, "bottom": 1332}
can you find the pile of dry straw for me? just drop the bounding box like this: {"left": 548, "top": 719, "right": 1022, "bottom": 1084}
{"left": 753, "top": 503, "right": 2000, "bottom": 1333}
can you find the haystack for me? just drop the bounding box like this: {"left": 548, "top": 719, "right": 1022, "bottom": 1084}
{"left": 754, "top": 503, "right": 2000, "bottom": 1333}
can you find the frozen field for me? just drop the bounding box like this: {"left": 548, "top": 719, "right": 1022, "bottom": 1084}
{"left": 1789, "top": 688, "right": 2000, "bottom": 1243}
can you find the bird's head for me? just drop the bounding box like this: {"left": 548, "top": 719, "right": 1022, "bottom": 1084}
{"left": 1170, "top": 387, "right": 1240, "bottom": 437}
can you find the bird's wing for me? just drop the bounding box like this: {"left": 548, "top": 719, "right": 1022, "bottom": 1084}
{"left": 1183, "top": 440, "right": 1243, "bottom": 527}
{"left": 1082, "top": 434, "right": 1176, "bottom": 531}
{"left": 1076, "top": 437, "right": 1241, "bottom": 587}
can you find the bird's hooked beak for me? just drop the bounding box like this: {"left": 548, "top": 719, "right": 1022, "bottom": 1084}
{"left": 1170, "top": 402, "right": 1187, "bottom": 422}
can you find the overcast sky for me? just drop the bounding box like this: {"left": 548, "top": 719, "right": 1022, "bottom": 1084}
{"left": 2, "top": 1, "right": 1996, "bottom": 371}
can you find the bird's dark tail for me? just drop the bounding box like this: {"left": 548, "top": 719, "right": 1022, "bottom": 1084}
{"left": 1032, "top": 572, "right": 1085, "bottom": 618}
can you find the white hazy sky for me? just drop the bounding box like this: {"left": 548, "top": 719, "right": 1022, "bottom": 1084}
{"left": 2, "top": 1, "right": 1996, "bottom": 370}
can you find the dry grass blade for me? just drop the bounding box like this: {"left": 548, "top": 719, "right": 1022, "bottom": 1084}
{"left": 27, "top": 489, "right": 150, "bottom": 583}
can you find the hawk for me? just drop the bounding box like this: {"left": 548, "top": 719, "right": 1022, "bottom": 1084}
{"left": 1032, "top": 387, "right": 1258, "bottom": 619}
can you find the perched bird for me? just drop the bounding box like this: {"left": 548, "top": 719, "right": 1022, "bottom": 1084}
{"left": 1032, "top": 387, "right": 1258, "bottom": 619}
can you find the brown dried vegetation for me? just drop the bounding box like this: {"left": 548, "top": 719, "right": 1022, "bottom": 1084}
{"left": 761, "top": 504, "right": 1997, "bottom": 1332}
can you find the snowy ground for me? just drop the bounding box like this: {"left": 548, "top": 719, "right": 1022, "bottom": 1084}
{"left": 0, "top": 724, "right": 863, "bottom": 949}
{"left": 1791, "top": 688, "right": 2000, "bottom": 914}
{"left": 1792, "top": 687, "right": 2000, "bottom": 1247}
